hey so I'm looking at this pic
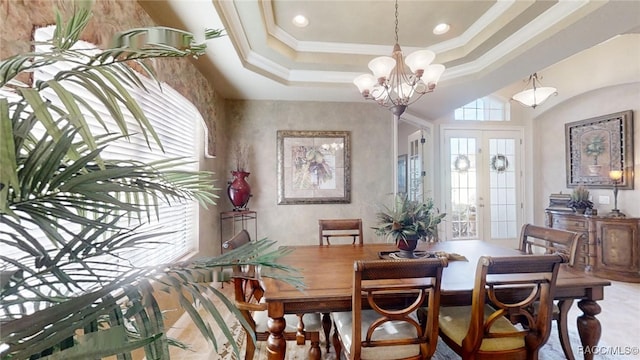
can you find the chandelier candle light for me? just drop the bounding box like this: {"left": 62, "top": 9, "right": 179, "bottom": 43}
{"left": 511, "top": 72, "right": 557, "bottom": 109}
{"left": 353, "top": 0, "right": 445, "bottom": 117}
{"left": 607, "top": 170, "right": 625, "bottom": 217}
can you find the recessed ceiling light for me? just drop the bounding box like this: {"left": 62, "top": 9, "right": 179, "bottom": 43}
{"left": 433, "top": 23, "right": 450, "bottom": 35}
{"left": 292, "top": 15, "right": 309, "bottom": 28}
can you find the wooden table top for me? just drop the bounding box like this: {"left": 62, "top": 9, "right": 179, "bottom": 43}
{"left": 261, "top": 240, "right": 611, "bottom": 311}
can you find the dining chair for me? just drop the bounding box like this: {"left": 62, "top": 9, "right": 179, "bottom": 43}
{"left": 232, "top": 268, "right": 323, "bottom": 359}
{"left": 318, "top": 218, "right": 364, "bottom": 352}
{"left": 318, "top": 218, "right": 364, "bottom": 245}
{"left": 518, "top": 223, "right": 582, "bottom": 360}
{"left": 518, "top": 224, "right": 580, "bottom": 266}
{"left": 438, "top": 254, "right": 568, "bottom": 360}
{"left": 331, "top": 258, "right": 448, "bottom": 359}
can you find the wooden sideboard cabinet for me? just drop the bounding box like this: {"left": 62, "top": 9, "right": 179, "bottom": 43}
{"left": 545, "top": 209, "right": 640, "bottom": 282}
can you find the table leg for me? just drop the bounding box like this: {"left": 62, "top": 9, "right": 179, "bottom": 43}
{"left": 267, "top": 316, "right": 286, "bottom": 360}
{"left": 322, "top": 312, "right": 332, "bottom": 352}
{"left": 576, "top": 299, "right": 602, "bottom": 360}
{"left": 557, "top": 299, "right": 575, "bottom": 360}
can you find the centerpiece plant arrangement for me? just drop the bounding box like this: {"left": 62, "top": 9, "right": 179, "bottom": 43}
{"left": 373, "top": 194, "right": 446, "bottom": 258}
{"left": 567, "top": 185, "right": 594, "bottom": 214}
{"left": 0, "top": 2, "right": 300, "bottom": 359}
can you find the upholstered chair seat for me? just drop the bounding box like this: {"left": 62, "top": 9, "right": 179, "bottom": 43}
{"left": 439, "top": 305, "right": 525, "bottom": 352}
{"left": 332, "top": 310, "right": 423, "bottom": 359}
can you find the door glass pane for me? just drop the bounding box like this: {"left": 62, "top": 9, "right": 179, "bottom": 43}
{"left": 489, "top": 138, "right": 517, "bottom": 239}
{"left": 408, "top": 138, "right": 422, "bottom": 202}
{"left": 450, "top": 138, "right": 477, "bottom": 239}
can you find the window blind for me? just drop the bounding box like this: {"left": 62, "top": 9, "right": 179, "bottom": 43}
{"left": 0, "top": 26, "right": 200, "bottom": 270}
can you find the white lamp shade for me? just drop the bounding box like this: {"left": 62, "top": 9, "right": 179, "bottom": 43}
{"left": 609, "top": 170, "right": 623, "bottom": 181}
{"left": 368, "top": 56, "right": 396, "bottom": 80}
{"left": 404, "top": 49, "right": 435, "bottom": 73}
{"left": 371, "top": 88, "right": 389, "bottom": 101}
{"left": 512, "top": 86, "right": 557, "bottom": 107}
{"left": 353, "top": 74, "right": 377, "bottom": 94}
{"left": 422, "top": 64, "right": 445, "bottom": 85}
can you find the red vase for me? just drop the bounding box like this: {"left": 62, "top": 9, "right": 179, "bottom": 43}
{"left": 396, "top": 237, "right": 419, "bottom": 258}
{"left": 227, "top": 171, "right": 252, "bottom": 210}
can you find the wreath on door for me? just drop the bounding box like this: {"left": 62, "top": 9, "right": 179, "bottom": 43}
{"left": 453, "top": 154, "right": 471, "bottom": 172}
{"left": 490, "top": 154, "right": 509, "bottom": 173}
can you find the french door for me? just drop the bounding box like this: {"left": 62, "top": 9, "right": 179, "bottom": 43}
{"left": 442, "top": 129, "right": 523, "bottom": 247}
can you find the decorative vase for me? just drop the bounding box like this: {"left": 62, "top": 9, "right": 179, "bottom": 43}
{"left": 587, "top": 164, "right": 602, "bottom": 176}
{"left": 396, "top": 236, "right": 419, "bottom": 258}
{"left": 227, "top": 170, "right": 252, "bottom": 210}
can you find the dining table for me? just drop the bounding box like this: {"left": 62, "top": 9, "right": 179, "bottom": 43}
{"left": 259, "top": 240, "right": 611, "bottom": 360}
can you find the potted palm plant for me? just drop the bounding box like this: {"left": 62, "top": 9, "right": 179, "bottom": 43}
{"left": 373, "top": 194, "right": 446, "bottom": 258}
{"left": 0, "top": 3, "right": 300, "bottom": 359}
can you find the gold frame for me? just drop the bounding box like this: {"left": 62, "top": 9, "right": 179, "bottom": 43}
{"left": 565, "top": 110, "right": 634, "bottom": 189}
{"left": 277, "top": 130, "right": 351, "bottom": 204}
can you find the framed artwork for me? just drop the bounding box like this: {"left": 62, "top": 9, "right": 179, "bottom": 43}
{"left": 277, "top": 130, "right": 351, "bottom": 204}
{"left": 565, "top": 110, "right": 634, "bottom": 189}
{"left": 397, "top": 155, "right": 408, "bottom": 194}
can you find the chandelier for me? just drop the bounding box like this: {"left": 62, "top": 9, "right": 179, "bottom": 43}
{"left": 511, "top": 73, "right": 557, "bottom": 109}
{"left": 353, "top": 0, "right": 445, "bottom": 117}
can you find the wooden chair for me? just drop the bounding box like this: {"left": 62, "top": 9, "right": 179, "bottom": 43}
{"left": 230, "top": 247, "right": 323, "bottom": 359}
{"left": 518, "top": 224, "right": 580, "bottom": 266}
{"left": 518, "top": 224, "right": 582, "bottom": 360}
{"left": 319, "top": 219, "right": 363, "bottom": 245}
{"left": 318, "top": 218, "right": 364, "bottom": 352}
{"left": 438, "top": 254, "right": 567, "bottom": 360}
{"left": 331, "top": 258, "right": 448, "bottom": 359}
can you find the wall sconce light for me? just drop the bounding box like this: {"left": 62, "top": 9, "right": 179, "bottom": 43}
{"left": 607, "top": 170, "right": 625, "bottom": 217}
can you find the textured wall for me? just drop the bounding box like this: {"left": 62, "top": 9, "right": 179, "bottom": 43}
{"left": 223, "top": 100, "right": 395, "bottom": 246}
{"left": 533, "top": 83, "right": 640, "bottom": 222}
{"left": 1, "top": 0, "right": 223, "bottom": 255}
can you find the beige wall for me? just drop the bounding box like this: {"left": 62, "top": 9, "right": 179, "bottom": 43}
{"left": 533, "top": 83, "right": 640, "bottom": 223}
{"left": 222, "top": 100, "right": 394, "bottom": 246}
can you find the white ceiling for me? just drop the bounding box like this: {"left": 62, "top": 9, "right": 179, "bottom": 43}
{"left": 141, "top": 0, "right": 640, "bottom": 120}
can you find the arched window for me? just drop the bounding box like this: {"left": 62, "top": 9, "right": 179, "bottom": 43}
{"left": 454, "top": 96, "right": 510, "bottom": 121}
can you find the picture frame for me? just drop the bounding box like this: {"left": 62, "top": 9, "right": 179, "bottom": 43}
{"left": 565, "top": 110, "right": 634, "bottom": 189}
{"left": 397, "top": 154, "right": 408, "bottom": 194}
{"left": 277, "top": 130, "right": 351, "bottom": 204}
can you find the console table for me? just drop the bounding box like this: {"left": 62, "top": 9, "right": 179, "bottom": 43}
{"left": 545, "top": 209, "right": 640, "bottom": 282}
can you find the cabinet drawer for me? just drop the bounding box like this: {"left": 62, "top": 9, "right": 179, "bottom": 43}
{"left": 574, "top": 236, "right": 589, "bottom": 268}
{"left": 553, "top": 217, "right": 587, "bottom": 232}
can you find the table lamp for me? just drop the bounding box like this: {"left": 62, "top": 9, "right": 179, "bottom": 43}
{"left": 607, "top": 170, "right": 625, "bottom": 217}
